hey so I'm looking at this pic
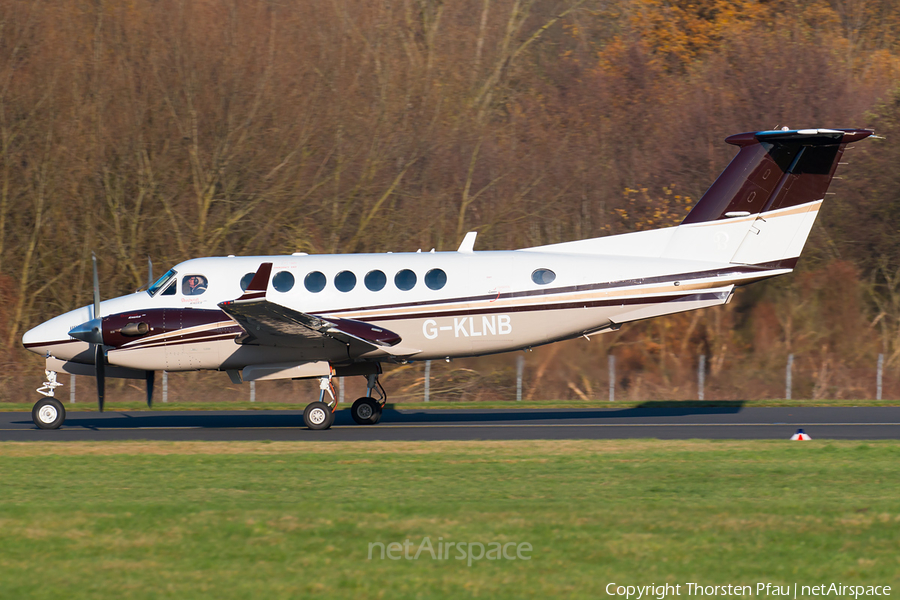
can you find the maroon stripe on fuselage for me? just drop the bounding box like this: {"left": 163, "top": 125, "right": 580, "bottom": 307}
{"left": 121, "top": 326, "right": 243, "bottom": 350}
{"left": 325, "top": 260, "right": 794, "bottom": 316}
{"left": 114, "top": 333, "right": 241, "bottom": 352}
{"left": 23, "top": 338, "right": 83, "bottom": 349}
{"left": 360, "top": 291, "right": 729, "bottom": 323}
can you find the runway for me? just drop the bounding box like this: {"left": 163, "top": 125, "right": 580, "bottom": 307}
{"left": 1, "top": 406, "right": 899, "bottom": 441}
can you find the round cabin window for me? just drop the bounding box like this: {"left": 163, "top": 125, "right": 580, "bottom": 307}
{"left": 240, "top": 272, "right": 255, "bottom": 291}
{"left": 304, "top": 271, "right": 326, "bottom": 293}
{"left": 531, "top": 269, "right": 556, "bottom": 285}
{"left": 424, "top": 268, "right": 447, "bottom": 290}
{"left": 365, "top": 270, "right": 386, "bottom": 291}
{"left": 394, "top": 269, "right": 417, "bottom": 291}
{"left": 273, "top": 271, "right": 295, "bottom": 293}
{"left": 334, "top": 271, "right": 357, "bottom": 292}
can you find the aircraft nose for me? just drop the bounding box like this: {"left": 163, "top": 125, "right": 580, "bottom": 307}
{"left": 22, "top": 320, "right": 56, "bottom": 354}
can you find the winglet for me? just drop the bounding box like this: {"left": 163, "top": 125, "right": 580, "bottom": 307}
{"left": 224, "top": 262, "right": 272, "bottom": 304}
{"left": 457, "top": 231, "right": 477, "bottom": 253}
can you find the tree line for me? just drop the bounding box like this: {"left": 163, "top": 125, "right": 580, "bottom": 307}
{"left": 2, "top": 0, "right": 900, "bottom": 401}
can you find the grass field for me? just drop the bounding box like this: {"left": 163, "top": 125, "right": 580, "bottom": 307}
{"left": 1, "top": 440, "right": 898, "bottom": 599}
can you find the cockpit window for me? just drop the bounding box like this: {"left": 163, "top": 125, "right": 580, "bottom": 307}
{"left": 148, "top": 269, "right": 177, "bottom": 297}
{"left": 182, "top": 275, "right": 208, "bottom": 296}
{"left": 162, "top": 282, "right": 176, "bottom": 296}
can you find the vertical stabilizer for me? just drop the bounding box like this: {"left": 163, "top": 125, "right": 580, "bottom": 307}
{"left": 662, "top": 128, "right": 873, "bottom": 265}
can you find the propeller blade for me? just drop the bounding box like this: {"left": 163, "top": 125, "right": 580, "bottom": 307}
{"left": 145, "top": 370, "right": 155, "bottom": 408}
{"left": 91, "top": 252, "right": 101, "bottom": 320}
{"left": 95, "top": 344, "right": 105, "bottom": 412}
{"left": 147, "top": 255, "right": 153, "bottom": 289}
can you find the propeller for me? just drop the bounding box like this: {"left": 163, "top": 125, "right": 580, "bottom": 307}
{"left": 145, "top": 255, "right": 155, "bottom": 408}
{"left": 95, "top": 343, "right": 106, "bottom": 412}
{"left": 145, "top": 370, "right": 155, "bottom": 408}
{"left": 70, "top": 252, "right": 157, "bottom": 410}
{"left": 92, "top": 253, "right": 105, "bottom": 412}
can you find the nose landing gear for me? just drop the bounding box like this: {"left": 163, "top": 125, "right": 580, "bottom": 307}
{"left": 33, "top": 370, "right": 66, "bottom": 429}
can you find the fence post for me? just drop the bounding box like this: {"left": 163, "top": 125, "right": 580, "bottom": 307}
{"left": 516, "top": 354, "right": 524, "bottom": 401}
{"left": 608, "top": 354, "right": 615, "bottom": 402}
{"left": 786, "top": 354, "right": 794, "bottom": 400}
{"left": 162, "top": 371, "right": 168, "bottom": 403}
{"left": 698, "top": 355, "right": 706, "bottom": 401}
{"left": 424, "top": 360, "right": 431, "bottom": 403}
{"left": 70, "top": 374, "right": 76, "bottom": 404}
{"left": 250, "top": 380, "right": 256, "bottom": 403}
{"left": 877, "top": 354, "right": 884, "bottom": 401}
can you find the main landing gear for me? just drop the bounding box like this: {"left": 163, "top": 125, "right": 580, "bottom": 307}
{"left": 302, "top": 373, "right": 386, "bottom": 430}
{"left": 32, "top": 370, "right": 66, "bottom": 429}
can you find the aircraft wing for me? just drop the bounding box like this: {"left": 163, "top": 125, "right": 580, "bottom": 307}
{"left": 218, "top": 263, "right": 420, "bottom": 357}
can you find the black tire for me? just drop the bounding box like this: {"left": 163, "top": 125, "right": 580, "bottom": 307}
{"left": 303, "top": 401, "right": 335, "bottom": 430}
{"left": 351, "top": 397, "right": 379, "bottom": 425}
{"left": 32, "top": 398, "right": 66, "bottom": 430}
{"left": 372, "top": 402, "right": 383, "bottom": 424}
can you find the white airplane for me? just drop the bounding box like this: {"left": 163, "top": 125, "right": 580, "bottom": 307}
{"left": 22, "top": 127, "right": 873, "bottom": 430}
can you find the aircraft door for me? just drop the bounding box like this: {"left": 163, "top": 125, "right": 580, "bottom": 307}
{"left": 468, "top": 255, "right": 516, "bottom": 355}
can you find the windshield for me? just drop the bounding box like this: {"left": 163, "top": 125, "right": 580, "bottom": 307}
{"left": 148, "top": 268, "right": 177, "bottom": 297}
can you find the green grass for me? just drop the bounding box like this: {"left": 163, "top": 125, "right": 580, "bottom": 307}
{"left": 1, "top": 398, "right": 898, "bottom": 412}
{"left": 1, "top": 440, "right": 898, "bottom": 599}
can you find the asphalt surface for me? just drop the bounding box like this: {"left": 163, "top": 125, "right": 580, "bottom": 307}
{"left": 1, "top": 406, "right": 899, "bottom": 441}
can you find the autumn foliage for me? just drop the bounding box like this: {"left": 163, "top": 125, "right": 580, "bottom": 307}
{"left": 2, "top": 0, "right": 900, "bottom": 402}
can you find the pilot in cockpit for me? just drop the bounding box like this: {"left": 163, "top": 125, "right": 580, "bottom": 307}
{"left": 183, "top": 275, "right": 208, "bottom": 296}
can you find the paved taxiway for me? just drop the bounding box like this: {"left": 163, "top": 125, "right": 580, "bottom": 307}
{"left": 1, "top": 406, "right": 898, "bottom": 441}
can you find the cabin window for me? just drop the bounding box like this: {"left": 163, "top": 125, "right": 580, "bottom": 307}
{"left": 531, "top": 268, "right": 556, "bottom": 285}
{"left": 148, "top": 268, "right": 177, "bottom": 296}
{"left": 365, "top": 270, "right": 386, "bottom": 291}
{"left": 240, "top": 272, "right": 255, "bottom": 292}
{"left": 335, "top": 270, "right": 357, "bottom": 292}
{"left": 304, "top": 271, "right": 326, "bottom": 293}
{"left": 273, "top": 271, "right": 295, "bottom": 293}
{"left": 394, "top": 269, "right": 417, "bottom": 291}
{"left": 425, "top": 268, "right": 447, "bottom": 290}
{"left": 182, "top": 275, "right": 208, "bottom": 296}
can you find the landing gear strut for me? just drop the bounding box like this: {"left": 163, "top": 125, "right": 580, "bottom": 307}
{"left": 350, "top": 374, "right": 385, "bottom": 426}
{"left": 33, "top": 370, "right": 66, "bottom": 429}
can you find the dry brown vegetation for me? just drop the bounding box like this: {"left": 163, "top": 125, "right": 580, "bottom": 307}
{"left": 2, "top": 0, "right": 900, "bottom": 403}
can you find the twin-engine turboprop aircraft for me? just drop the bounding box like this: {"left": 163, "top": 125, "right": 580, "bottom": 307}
{"left": 23, "top": 127, "right": 873, "bottom": 430}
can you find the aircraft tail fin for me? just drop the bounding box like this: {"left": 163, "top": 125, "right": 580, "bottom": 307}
{"left": 661, "top": 128, "right": 873, "bottom": 265}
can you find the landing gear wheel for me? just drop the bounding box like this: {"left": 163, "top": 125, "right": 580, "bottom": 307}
{"left": 32, "top": 398, "right": 65, "bottom": 430}
{"left": 372, "top": 402, "right": 383, "bottom": 424}
{"left": 351, "top": 397, "right": 382, "bottom": 425}
{"left": 303, "top": 401, "right": 335, "bottom": 430}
